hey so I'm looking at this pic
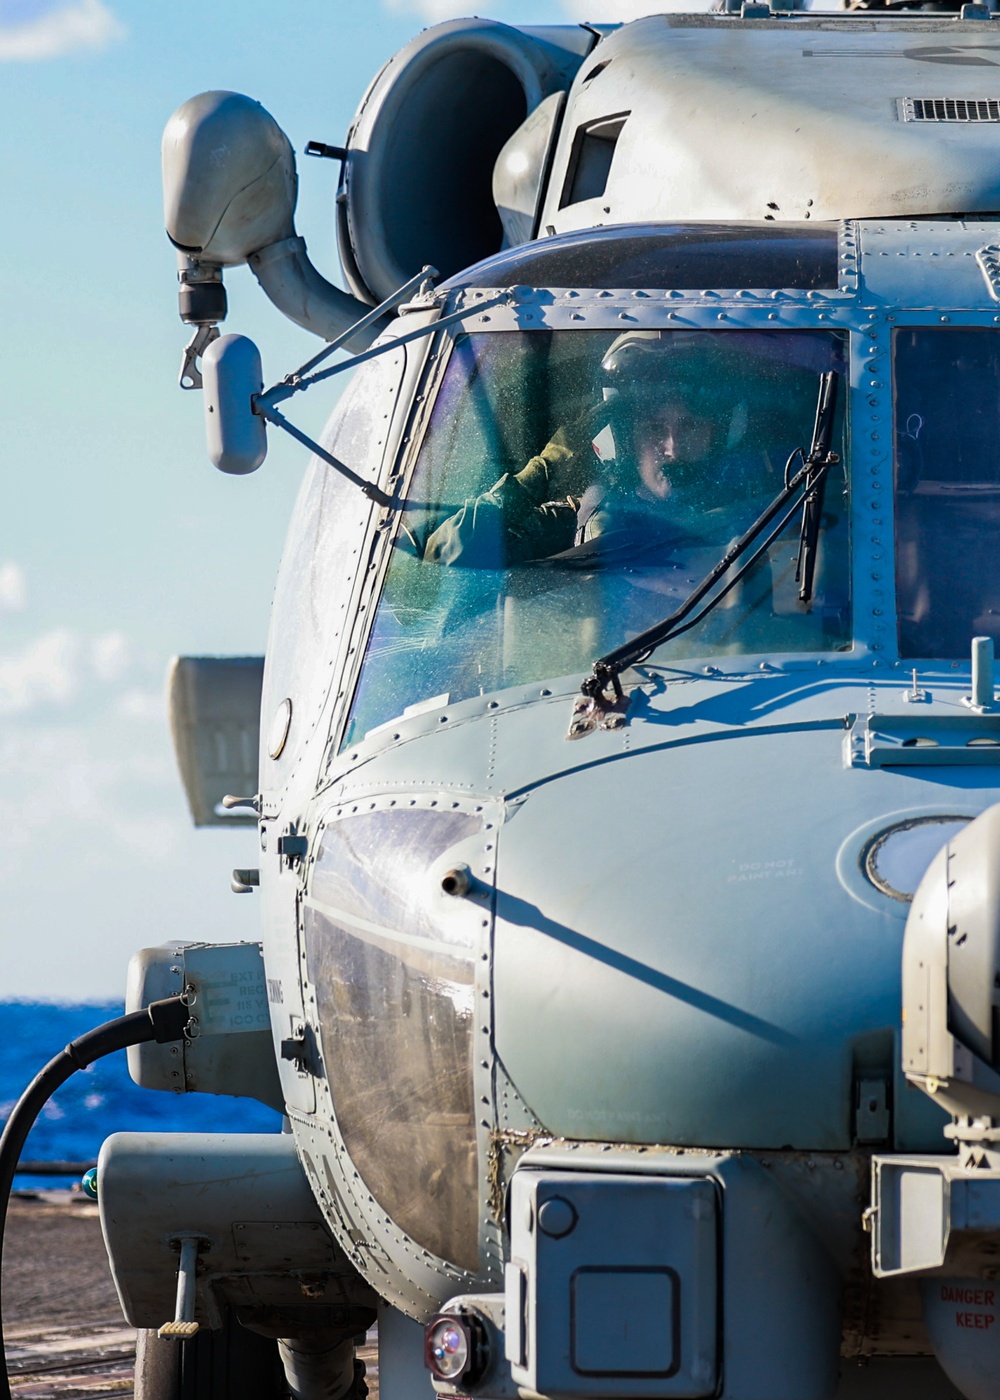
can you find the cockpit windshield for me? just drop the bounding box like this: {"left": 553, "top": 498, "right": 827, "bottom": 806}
{"left": 344, "top": 328, "right": 850, "bottom": 746}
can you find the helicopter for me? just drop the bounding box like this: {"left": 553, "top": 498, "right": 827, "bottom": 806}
{"left": 31, "top": 5, "right": 1000, "bottom": 1400}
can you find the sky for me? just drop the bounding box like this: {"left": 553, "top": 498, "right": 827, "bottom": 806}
{"left": 0, "top": 0, "right": 687, "bottom": 1000}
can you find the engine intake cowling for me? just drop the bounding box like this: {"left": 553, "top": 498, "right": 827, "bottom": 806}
{"left": 337, "top": 20, "right": 581, "bottom": 303}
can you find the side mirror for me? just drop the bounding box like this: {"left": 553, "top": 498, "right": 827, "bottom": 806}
{"left": 202, "top": 334, "right": 267, "bottom": 475}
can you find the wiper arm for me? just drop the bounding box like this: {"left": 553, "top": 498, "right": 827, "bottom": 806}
{"left": 794, "top": 368, "right": 839, "bottom": 605}
{"left": 569, "top": 370, "right": 840, "bottom": 738}
{"left": 252, "top": 270, "right": 512, "bottom": 510}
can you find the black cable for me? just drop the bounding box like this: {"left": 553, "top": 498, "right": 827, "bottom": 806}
{"left": 0, "top": 998, "right": 188, "bottom": 1400}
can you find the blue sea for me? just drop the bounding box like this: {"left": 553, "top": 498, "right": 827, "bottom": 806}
{"left": 2, "top": 1002, "right": 281, "bottom": 1190}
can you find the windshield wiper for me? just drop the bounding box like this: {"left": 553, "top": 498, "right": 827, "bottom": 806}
{"left": 252, "top": 269, "right": 512, "bottom": 510}
{"left": 569, "top": 369, "right": 841, "bottom": 739}
{"left": 794, "top": 369, "right": 838, "bottom": 605}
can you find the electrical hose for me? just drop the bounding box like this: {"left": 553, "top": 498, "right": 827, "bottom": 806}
{"left": 0, "top": 998, "right": 189, "bottom": 1400}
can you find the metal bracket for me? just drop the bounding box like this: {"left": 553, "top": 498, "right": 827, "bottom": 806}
{"left": 567, "top": 673, "right": 631, "bottom": 741}
{"left": 903, "top": 669, "right": 928, "bottom": 704}
{"left": 221, "top": 793, "right": 261, "bottom": 814}
{"left": 158, "top": 1235, "right": 208, "bottom": 1338}
{"left": 249, "top": 269, "right": 511, "bottom": 512}
{"left": 231, "top": 866, "right": 260, "bottom": 894}
{"left": 976, "top": 245, "right": 1000, "bottom": 302}
{"left": 846, "top": 713, "right": 1000, "bottom": 768}
{"left": 178, "top": 324, "right": 220, "bottom": 391}
{"left": 856, "top": 1077, "right": 891, "bottom": 1144}
{"left": 277, "top": 833, "right": 308, "bottom": 862}
{"left": 963, "top": 635, "right": 998, "bottom": 712}
{"left": 871, "top": 1155, "right": 1000, "bottom": 1276}
{"left": 280, "top": 1030, "right": 308, "bottom": 1071}
{"left": 280, "top": 1016, "right": 311, "bottom": 1074}
{"left": 305, "top": 140, "right": 347, "bottom": 162}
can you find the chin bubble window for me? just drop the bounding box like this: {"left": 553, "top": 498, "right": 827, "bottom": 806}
{"left": 303, "top": 806, "right": 484, "bottom": 1272}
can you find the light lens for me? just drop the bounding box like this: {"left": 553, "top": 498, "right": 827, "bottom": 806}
{"left": 865, "top": 816, "right": 970, "bottom": 902}
{"left": 426, "top": 1317, "right": 471, "bottom": 1381}
{"left": 267, "top": 697, "right": 293, "bottom": 759}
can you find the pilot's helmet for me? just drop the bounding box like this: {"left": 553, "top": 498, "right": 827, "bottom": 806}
{"left": 601, "top": 329, "right": 747, "bottom": 403}
{"left": 596, "top": 330, "right": 751, "bottom": 467}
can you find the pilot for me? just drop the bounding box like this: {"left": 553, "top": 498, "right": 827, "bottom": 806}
{"left": 422, "top": 331, "right": 775, "bottom": 570}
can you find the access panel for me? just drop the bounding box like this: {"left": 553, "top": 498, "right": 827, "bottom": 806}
{"left": 506, "top": 1170, "right": 718, "bottom": 1397}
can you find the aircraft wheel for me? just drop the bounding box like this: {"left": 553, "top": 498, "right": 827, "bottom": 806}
{"left": 134, "top": 1313, "right": 287, "bottom": 1400}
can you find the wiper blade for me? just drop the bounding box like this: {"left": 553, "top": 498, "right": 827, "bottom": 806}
{"left": 795, "top": 369, "right": 839, "bottom": 605}
{"left": 569, "top": 370, "right": 840, "bottom": 738}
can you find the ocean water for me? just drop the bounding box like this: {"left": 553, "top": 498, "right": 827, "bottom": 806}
{"left": 2, "top": 1002, "right": 281, "bottom": 1189}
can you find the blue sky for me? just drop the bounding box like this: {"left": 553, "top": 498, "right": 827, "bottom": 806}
{"left": 0, "top": 0, "right": 675, "bottom": 998}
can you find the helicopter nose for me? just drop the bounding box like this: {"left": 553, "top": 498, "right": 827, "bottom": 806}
{"left": 489, "top": 740, "right": 898, "bottom": 1153}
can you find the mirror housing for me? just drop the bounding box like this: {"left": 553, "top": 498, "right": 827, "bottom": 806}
{"left": 162, "top": 91, "right": 379, "bottom": 352}
{"left": 162, "top": 90, "right": 296, "bottom": 266}
{"left": 202, "top": 334, "right": 267, "bottom": 475}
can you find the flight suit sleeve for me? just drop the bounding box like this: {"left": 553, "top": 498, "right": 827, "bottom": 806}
{"left": 423, "top": 473, "right": 579, "bottom": 566}
{"left": 423, "top": 422, "right": 595, "bottom": 567}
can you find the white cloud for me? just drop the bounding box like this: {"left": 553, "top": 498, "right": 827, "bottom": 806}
{"left": 382, "top": 0, "right": 485, "bottom": 20}
{"left": 0, "top": 629, "right": 81, "bottom": 715}
{"left": 0, "top": 0, "right": 124, "bottom": 62}
{"left": 0, "top": 721, "right": 179, "bottom": 872}
{"left": 0, "top": 629, "right": 174, "bottom": 868}
{"left": 90, "top": 630, "right": 129, "bottom": 683}
{"left": 0, "top": 627, "right": 157, "bottom": 715}
{"left": 116, "top": 687, "right": 165, "bottom": 722}
{"left": 0, "top": 562, "right": 26, "bottom": 612}
{"left": 0, "top": 702, "right": 261, "bottom": 998}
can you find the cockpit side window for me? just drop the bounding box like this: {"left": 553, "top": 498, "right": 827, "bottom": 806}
{"left": 344, "top": 329, "right": 850, "bottom": 748}
{"left": 260, "top": 349, "right": 404, "bottom": 783}
{"left": 894, "top": 329, "right": 1000, "bottom": 658}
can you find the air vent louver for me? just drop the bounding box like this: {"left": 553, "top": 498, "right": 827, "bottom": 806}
{"left": 901, "top": 98, "right": 1000, "bottom": 123}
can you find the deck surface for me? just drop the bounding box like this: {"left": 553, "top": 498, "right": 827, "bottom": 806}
{"left": 3, "top": 1192, "right": 378, "bottom": 1398}
{"left": 5, "top": 1193, "right": 132, "bottom": 1399}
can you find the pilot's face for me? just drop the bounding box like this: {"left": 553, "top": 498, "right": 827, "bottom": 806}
{"left": 633, "top": 393, "right": 717, "bottom": 499}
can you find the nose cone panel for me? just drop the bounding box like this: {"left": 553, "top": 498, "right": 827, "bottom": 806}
{"left": 493, "top": 730, "right": 900, "bottom": 1150}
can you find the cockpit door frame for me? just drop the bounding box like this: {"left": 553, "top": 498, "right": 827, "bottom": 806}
{"left": 320, "top": 322, "right": 464, "bottom": 770}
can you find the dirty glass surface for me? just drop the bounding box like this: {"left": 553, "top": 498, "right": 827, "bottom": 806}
{"left": 345, "top": 329, "right": 849, "bottom": 746}
{"left": 259, "top": 349, "right": 404, "bottom": 781}
{"left": 895, "top": 329, "right": 1000, "bottom": 658}
{"left": 305, "top": 809, "right": 481, "bottom": 1272}
{"left": 446, "top": 223, "right": 839, "bottom": 291}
